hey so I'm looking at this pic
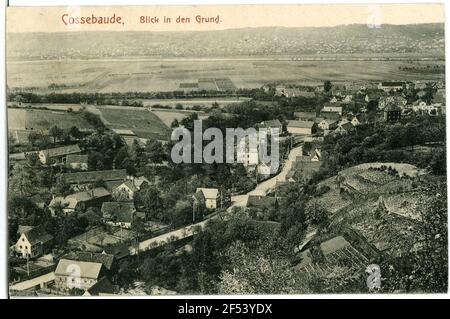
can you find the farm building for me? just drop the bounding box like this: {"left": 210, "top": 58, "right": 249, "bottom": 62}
{"left": 322, "top": 103, "right": 343, "bottom": 115}
{"left": 294, "top": 111, "right": 316, "bottom": 121}
{"left": 60, "top": 169, "right": 127, "bottom": 188}
{"left": 318, "top": 118, "right": 338, "bottom": 131}
{"left": 378, "top": 81, "right": 404, "bottom": 92}
{"left": 54, "top": 259, "right": 106, "bottom": 292}
{"left": 14, "top": 225, "right": 53, "bottom": 259}
{"left": 114, "top": 176, "right": 150, "bottom": 200}
{"left": 287, "top": 120, "right": 316, "bottom": 136}
{"left": 49, "top": 187, "right": 111, "bottom": 216}
{"left": 38, "top": 144, "right": 81, "bottom": 165}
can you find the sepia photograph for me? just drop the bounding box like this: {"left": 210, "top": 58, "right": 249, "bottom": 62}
{"left": 4, "top": 2, "right": 448, "bottom": 297}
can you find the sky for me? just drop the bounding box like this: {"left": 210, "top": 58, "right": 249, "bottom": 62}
{"left": 7, "top": 4, "right": 445, "bottom": 33}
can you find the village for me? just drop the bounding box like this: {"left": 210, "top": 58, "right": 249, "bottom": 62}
{"left": 7, "top": 77, "right": 447, "bottom": 295}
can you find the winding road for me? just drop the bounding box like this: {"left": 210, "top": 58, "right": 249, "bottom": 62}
{"left": 130, "top": 144, "right": 303, "bottom": 255}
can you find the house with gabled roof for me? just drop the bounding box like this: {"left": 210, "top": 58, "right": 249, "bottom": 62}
{"left": 83, "top": 277, "right": 116, "bottom": 296}
{"left": 114, "top": 176, "right": 150, "bottom": 200}
{"left": 193, "top": 188, "right": 219, "bottom": 209}
{"left": 49, "top": 187, "right": 111, "bottom": 216}
{"left": 15, "top": 225, "right": 53, "bottom": 259}
{"left": 38, "top": 144, "right": 81, "bottom": 165}
{"left": 294, "top": 111, "right": 316, "bottom": 121}
{"left": 287, "top": 120, "right": 316, "bottom": 136}
{"left": 60, "top": 169, "right": 127, "bottom": 189}
{"left": 54, "top": 259, "right": 106, "bottom": 292}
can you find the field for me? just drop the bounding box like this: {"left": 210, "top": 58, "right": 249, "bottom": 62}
{"left": 8, "top": 108, "right": 94, "bottom": 144}
{"left": 151, "top": 109, "right": 208, "bottom": 127}
{"left": 96, "top": 106, "right": 171, "bottom": 140}
{"left": 7, "top": 57, "right": 445, "bottom": 93}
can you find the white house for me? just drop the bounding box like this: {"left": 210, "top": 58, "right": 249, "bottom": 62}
{"left": 38, "top": 144, "right": 81, "bottom": 165}
{"left": 114, "top": 176, "right": 150, "bottom": 200}
{"left": 194, "top": 188, "right": 219, "bottom": 209}
{"left": 54, "top": 259, "right": 105, "bottom": 292}
{"left": 66, "top": 154, "right": 89, "bottom": 171}
{"left": 318, "top": 119, "right": 338, "bottom": 131}
{"left": 15, "top": 225, "right": 53, "bottom": 259}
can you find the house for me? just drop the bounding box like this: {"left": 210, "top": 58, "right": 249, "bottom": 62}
{"left": 83, "top": 277, "right": 116, "bottom": 296}
{"left": 63, "top": 251, "right": 115, "bottom": 271}
{"left": 259, "top": 119, "right": 282, "bottom": 136}
{"left": 101, "top": 202, "right": 138, "bottom": 229}
{"left": 384, "top": 104, "right": 402, "bottom": 122}
{"left": 351, "top": 115, "right": 364, "bottom": 126}
{"left": 322, "top": 103, "right": 343, "bottom": 115}
{"left": 334, "top": 122, "right": 354, "bottom": 135}
{"left": 60, "top": 169, "right": 127, "bottom": 189}
{"left": 294, "top": 111, "right": 316, "bottom": 121}
{"left": 287, "top": 120, "right": 316, "bottom": 136}
{"left": 38, "top": 144, "right": 81, "bottom": 165}
{"left": 114, "top": 176, "right": 150, "bottom": 200}
{"left": 54, "top": 259, "right": 106, "bottom": 292}
{"left": 193, "top": 188, "right": 219, "bottom": 209}
{"left": 14, "top": 225, "right": 53, "bottom": 259}
{"left": 318, "top": 119, "right": 338, "bottom": 131}
{"left": 66, "top": 154, "right": 89, "bottom": 171}
{"left": 378, "top": 81, "right": 404, "bottom": 92}
{"left": 49, "top": 187, "right": 111, "bottom": 216}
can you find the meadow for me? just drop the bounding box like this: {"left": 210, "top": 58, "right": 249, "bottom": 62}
{"left": 7, "top": 57, "right": 445, "bottom": 93}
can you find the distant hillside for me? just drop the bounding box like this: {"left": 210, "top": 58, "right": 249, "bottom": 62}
{"left": 7, "top": 24, "right": 445, "bottom": 60}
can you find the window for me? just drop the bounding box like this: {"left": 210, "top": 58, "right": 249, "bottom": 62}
{"left": 25, "top": 246, "right": 28, "bottom": 250}
{"left": 19, "top": 245, "right": 22, "bottom": 249}
{"left": 22, "top": 238, "right": 25, "bottom": 241}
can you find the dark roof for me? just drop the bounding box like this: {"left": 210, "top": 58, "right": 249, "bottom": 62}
{"left": 41, "top": 144, "right": 81, "bottom": 158}
{"left": 19, "top": 225, "right": 53, "bottom": 245}
{"left": 103, "top": 244, "right": 130, "bottom": 259}
{"left": 63, "top": 251, "right": 115, "bottom": 271}
{"left": 380, "top": 81, "right": 404, "bottom": 87}
{"left": 86, "top": 277, "right": 116, "bottom": 296}
{"left": 192, "top": 190, "right": 205, "bottom": 202}
{"left": 340, "top": 122, "right": 354, "bottom": 131}
{"left": 60, "top": 169, "right": 127, "bottom": 184}
{"left": 101, "top": 202, "right": 136, "bottom": 223}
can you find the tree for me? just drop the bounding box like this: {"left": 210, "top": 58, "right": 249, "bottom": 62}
{"left": 217, "top": 241, "right": 309, "bottom": 294}
{"left": 69, "top": 126, "right": 83, "bottom": 140}
{"left": 49, "top": 125, "right": 63, "bottom": 145}
{"left": 145, "top": 139, "right": 165, "bottom": 163}
{"left": 9, "top": 163, "right": 36, "bottom": 196}
{"left": 324, "top": 80, "right": 332, "bottom": 93}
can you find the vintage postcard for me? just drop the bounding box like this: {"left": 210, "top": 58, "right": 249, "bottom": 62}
{"left": 5, "top": 4, "right": 447, "bottom": 297}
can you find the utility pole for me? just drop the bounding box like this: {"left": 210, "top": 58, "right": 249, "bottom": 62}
{"left": 192, "top": 203, "right": 195, "bottom": 223}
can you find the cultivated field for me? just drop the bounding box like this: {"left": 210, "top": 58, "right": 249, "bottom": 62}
{"left": 7, "top": 58, "right": 445, "bottom": 93}
{"left": 96, "top": 106, "right": 171, "bottom": 140}
{"left": 151, "top": 109, "right": 208, "bottom": 127}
